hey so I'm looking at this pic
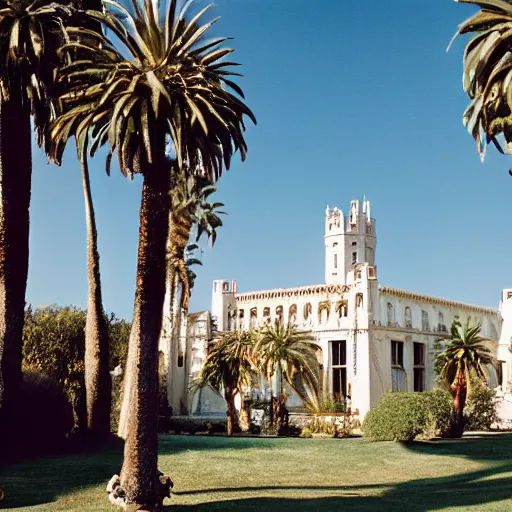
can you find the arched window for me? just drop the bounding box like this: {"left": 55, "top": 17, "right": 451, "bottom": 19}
{"left": 387, "top": 303, "right": 394, "bottom": 326}
{"left": 318, "top": 301, "right": 330, "bottom": 324}
{"left": 336, "top": 300, "right": 348, "bottom": 318}
{"left": 356, "top": 293, "right": 363, "bottom": 308}
{"left": 288, "top": 304, "right": 297, "bottom": 325}
{"left": 421, "top": 310, "right": 430, "bottom": 331}
{"left": 238, "top": 309, "right": 244, "bottom": 330}
{"left": 405, "top": 307, "right": 412, "bottom": 328}
{"left": 263, "top": 307, "right": 271, "bottom": 325}
{"left": 276, "top": 306, "right": 284, "bottom": 326}
{"left": 438, "top": 312, "right": 445, "bottom": 332}
{"left": 303, "top": 302, "right": 312, "bottom": 320}
{"left": 250, "top": 308, "right": 257, "bottom": 328}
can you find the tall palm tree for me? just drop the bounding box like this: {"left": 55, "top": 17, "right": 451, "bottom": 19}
{"left": 435, "top": 317, "right": 494, "bottom": 437}
{"left": 78, "top": 137, "right": 111, "bottom": 437}
{"left": 450, "top": 0, "right": 512, "bottom": 160}
{"left": 0, "top": 0, "right": 70, "bottom": 417}
{"left": 50, "top": 0, "right": 254, "bottom": 508}
{"left": 195, "top": 330, "right": 256, "bottom": 436}
{"left": 254, "top": 320, "right": 321, "bottom": 433}
{"left": 118, "top": 174, "right": 224, "bottom": 439}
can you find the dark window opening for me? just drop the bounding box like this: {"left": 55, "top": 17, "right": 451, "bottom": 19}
{"left": 331, "top": 341, "right": 347, "bottom": 399}
{"left": 413, "top": 342, "right": 425, "bottom": 392}
{"left": 391, "top": 341, "right": 403, "bottom": 367}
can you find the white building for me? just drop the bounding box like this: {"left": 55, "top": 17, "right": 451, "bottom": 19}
{"left": 164, "top": 197, "right": 512, "bottom": 422}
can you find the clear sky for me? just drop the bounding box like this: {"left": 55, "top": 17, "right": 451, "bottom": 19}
{"left": 26, "top": 0, "right": 512, "bottom": 320}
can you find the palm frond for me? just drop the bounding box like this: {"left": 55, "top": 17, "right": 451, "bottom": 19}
{"left": 49, "top": 0, "right": 256, "bottom": 180}
{"left": 451, "top": 0, "right": 512, "bottom": 159}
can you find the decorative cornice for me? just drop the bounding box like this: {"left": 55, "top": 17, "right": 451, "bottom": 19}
{"left": 379, "top": 286, "right": 499, "bottom": 316}
{"left": 236, "top": 283, "right": 351, "bottom": 303}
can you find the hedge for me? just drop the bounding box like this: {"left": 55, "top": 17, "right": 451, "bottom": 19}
{"left": 362, "top": 389, "right": 453, "bottom": 442}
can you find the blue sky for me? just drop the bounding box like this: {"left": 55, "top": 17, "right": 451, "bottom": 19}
{"left": 27, "top": 0, "right": 512, "bottom": 320}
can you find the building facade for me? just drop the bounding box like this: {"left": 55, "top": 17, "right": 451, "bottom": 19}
{"left": 207, "top": 198, "right": 505, "bottom": 419}
{"left": 163, "top": 198, "right": 512, "bottom": 421}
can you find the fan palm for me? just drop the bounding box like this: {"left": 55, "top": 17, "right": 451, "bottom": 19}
{"left": 254, "top": 320, "right": 321, "bottom": 432}
{"left": 195, "top": 330, "right": 256, "bottom": 436}
{"left": 435, "top": 317, "right": 494, "bottom": 437}
{"left": 0, "top": 0, "right": 71, "bottom": 416}
{"left": 450, "top": 0, "right": 512, "bottom": 160}
{"left": 50, "top": 0, "right": 254, "bottom": 508}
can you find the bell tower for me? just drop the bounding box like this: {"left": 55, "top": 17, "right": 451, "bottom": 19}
{"left": 324, "top": 197, "right": 377, "bottom": 285}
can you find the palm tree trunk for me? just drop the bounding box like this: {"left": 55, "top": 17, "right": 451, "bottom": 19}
{"left": 0, "top": 97, "right": 31, "bottom": 417}
{"left": 118, "top": 148, "right": 171, "bottom": 509}
{"left": 225, "top": 387, "right": 236, "bottom": 436}
{"left": 168, "top": 212, "right": 193, "bottom": 310}
{"left": 451, "top": 369, "right": 467, "bottom": 438}
{"left": 80, "top": 146, "right": 111, "bottom": 437}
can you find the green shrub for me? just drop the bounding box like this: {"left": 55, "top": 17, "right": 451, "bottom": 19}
{"left": 465, "top": 382, "right": 498, "bottom": 431}
{"left": 362, "top": 389, "right": 453, "bottom": 442}
{"left": 3, "top": 371, "right": 74, "bottom": 459}
{"left": 110, "top": 376, "right": 123, "bottom": 434}
{"left": 306, "top": 417, "right": 338, "bottom": 437}
{"left": 168, "top": 418, "right": 227, "bottom": 434}
{"left": 424, "top": 387, "right": 453, "bottom": 438}
{"left": 278, "top": 424, "right": 301, "bottom": 437}
{"left": 299, "top": 427, "right": 313, "bottom": 438}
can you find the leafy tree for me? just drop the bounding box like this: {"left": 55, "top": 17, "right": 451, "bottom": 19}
{"left": 22, "top": 305, "right": 87, "bottom": 430}
{"left": 0, "top": 0, "right": 70, "bottom": 421}
{"left": 108, "top": 314, "right": 131, "bottom": 371}
{"left": 50, "top": 0, "right": 255, "bottom": 508}
{"left": 450, "top": 0, "right": 512, "bottom": 161}
{"left": 254, "top": 320, "right": 321, "bottom": 434}
{"left": 195, "top": 331, "right": 257, "bottom": 436}
{"left": 435, "top": 317, "right": 494, "bottom": 437}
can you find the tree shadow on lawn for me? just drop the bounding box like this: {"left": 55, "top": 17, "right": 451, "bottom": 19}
{"left": 404, "top": 432, "right": 512, "bottom": 462}
{"left": 165, "top": 434, "right": 512, "bottom": 512}
{"left": 166, "top": 466, "right": 512, "bottom": 512}
{"left": 0, "top": 435, "right": 277, "bottom": 509}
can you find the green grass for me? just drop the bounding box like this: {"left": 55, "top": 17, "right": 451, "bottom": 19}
{"left": 2, "top": 433, "right": 512, "bottom": 511}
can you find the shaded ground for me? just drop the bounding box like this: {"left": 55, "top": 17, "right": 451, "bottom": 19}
{"left": 1, "top": 433, "right": 512, "bottom": 511}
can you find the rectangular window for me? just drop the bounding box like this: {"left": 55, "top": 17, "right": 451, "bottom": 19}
{"left": 334, "top": 253, "right": 337, "bottom": 269}
{"left": 498, "top": 361, "right": 505, "bottom": 387}
{"left": 413, "top": 342, "right": 425, "bottom": 392}
{"left": 331, "top": 341, "right": 347, "bottom": 399}
{"left": 391, "top": 341, "right": 406, "bottom": 392}
{"left": 352, "top": 252, "right": 357, "bottom": 264}
{"left": 391, "top": 341, "right": 403, "bottom": 367}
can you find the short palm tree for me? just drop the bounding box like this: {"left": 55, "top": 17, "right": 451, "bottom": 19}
{"left": 254, "top": 320, "right": 321, "bottom": 432}
{"left": 0, "top": 0, "right": 70, "bottom": 416}
{"left": 195, "top": 330, "right": 256, "bottom": 436}
{"left": 435, "top": 317, "right": 494, "bottom": 437}
{"left": 450, "top": 0, "right": 512, "bottom": 160}
{"left": 50, "top": 0, "right": 254, "bottom": 508}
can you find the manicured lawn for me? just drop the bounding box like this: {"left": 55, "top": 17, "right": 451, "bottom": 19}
{"left": 1, "top": 433, "right": 512, "bottom": 511}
